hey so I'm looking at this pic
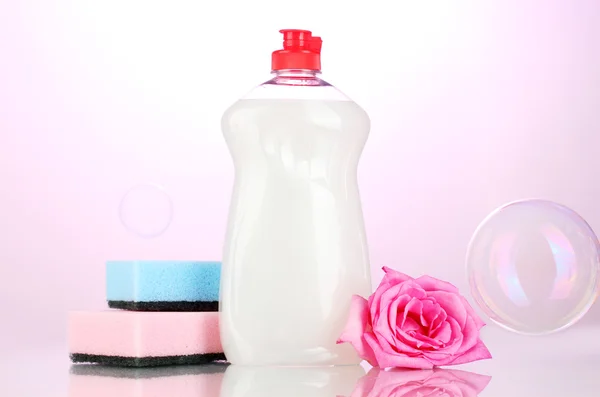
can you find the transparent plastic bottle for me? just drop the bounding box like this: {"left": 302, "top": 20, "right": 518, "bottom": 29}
{"left": 220, "top": 29, "right": 372, "bottom": 366}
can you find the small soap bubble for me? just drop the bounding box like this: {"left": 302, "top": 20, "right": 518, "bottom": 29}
{"left": 466, "top": 199, "right": 600, "bottom": 335}
{"left": 119, "top": 184, "right": 173, "bottom": 238}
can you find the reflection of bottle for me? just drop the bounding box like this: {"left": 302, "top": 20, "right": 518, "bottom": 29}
{"left": 220, "top": 29, "right": 372, "bottom": 366}
{"left": 221, "top": 365, "right": 365, "bottom": 397}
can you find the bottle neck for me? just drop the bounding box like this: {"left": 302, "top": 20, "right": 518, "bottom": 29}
{"left": 272, "top": 69, "right": 320, "bottom": 78}
{"left": 268, "top": 69, "right": 326, "bottom": 87}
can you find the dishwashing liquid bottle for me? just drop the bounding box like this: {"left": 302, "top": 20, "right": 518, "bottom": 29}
{"left": 220, "top": 29, "right": 372, "bottom": 366}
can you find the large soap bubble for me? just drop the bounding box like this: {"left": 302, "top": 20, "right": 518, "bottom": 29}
{"left": 466, "top": 199, "right": 600, "bottom": 335}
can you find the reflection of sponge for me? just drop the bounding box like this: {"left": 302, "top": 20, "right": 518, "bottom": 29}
{"left": 68, "top": 311, "right": 225, "bottom": 367}
{"left": 106, "top": 261, "right": 221, "bottom": 312}
{"left": 69, "top": 364, "right": 228, "bottom": 397}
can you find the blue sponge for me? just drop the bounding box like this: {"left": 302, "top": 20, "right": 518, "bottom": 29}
{"left": 106, "top": 261, "right": 221, "bottom": 312}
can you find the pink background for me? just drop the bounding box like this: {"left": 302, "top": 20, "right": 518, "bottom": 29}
{"left": 1, "top": 0, "right": 600, "bottom": 354}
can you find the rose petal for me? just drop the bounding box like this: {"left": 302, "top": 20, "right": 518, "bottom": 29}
{"left": 401, "top": 298, "right": 423, "bottom": 330}
{"left": 446, "top": 338, "right": 492, "bottom": 366}
{"left": 388, "top": 294, "right": 411, "bottom": 339}
{"left": 421, "top": 324, "right": 462, "bottom": 363}
{"left": 382, "top": 266, "right": 414, "bottom": 285}
{"left": 430, "top": 317, "right": 463, "bottom": 356}
{"left": 369, "top": 281, "right": 404, "bottom": 324}
{"left": 401, "top": 316, "right": 421, "bottom": 334}
{"left": 453, "top": 315, "right": 480, "bottom": 356}
{"left": 460, "top": 296, "right": 486, "bottom": 329}
{"left": 446, "top": 316, "right": 464, "bottom": 351}
{"left": 337, "top": 295, "right": 377, "bottom": 366}
{"left": 371, "top": 281, "right": 426, "bottom": 332}
{"left": 415, "top": 275, "right": 460, "bottom": 294}
{"left": 365, "top": 333, "right": 434, "bottom": 369}
{"left": 421, "top": 353, "right": 455, "bottom": 366}
{"left": 420, "top": 299, "right": 438, "bottom": 327}
{"left": 374, "top": 288, "right": 396, "bottom": 331}
{"left": 417, "top": 348, "right": 456, "bottom": 366}
{"left": 398, "top": 281, "right": 428, "bottom": 299}
{"left": 373, "top": 285, "right": 408, "bottom": 345}
{"left": 430, "top": 307, "right": 448, "bottom": 335}
{"left": 431, "top": 321, "right": 452, "bottom": 344}
{"left": 394, "top": 325, "right": 436, "bottom": 352}
{"left": 428, "top": 291, "right": 468, "bottom": 328}
{"left": 376, "top": 328, "right": 423, "bottom": 355}
{"left": 411, "top": 331, "right": 443, "bottom": 349}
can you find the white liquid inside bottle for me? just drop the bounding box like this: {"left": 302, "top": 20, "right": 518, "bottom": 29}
{"left": 220, "top": 32, "right": 372, "bottom": 366}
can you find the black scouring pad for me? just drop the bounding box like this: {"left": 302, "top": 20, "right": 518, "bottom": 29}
{"left": 70, "top": 353, "right": 227, "bottom": 368}
{"left": 107, "top": 300, "right": 219, "bottom": 312}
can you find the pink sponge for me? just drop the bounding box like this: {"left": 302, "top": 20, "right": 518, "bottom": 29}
{"left": 68, "top": 311, "right": 225, "bottom": 367}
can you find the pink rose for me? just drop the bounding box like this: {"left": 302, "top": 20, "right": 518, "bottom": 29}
{"left": 337, "top": 267, "right": 492, "bottom": 369}
{"left": 351, "top": 367, "right": 491, "bottom": 397}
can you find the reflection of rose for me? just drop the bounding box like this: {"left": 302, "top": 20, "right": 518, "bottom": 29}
{"left": 338, "top": 267, "right": 491, "bottom": 369}
{"left": 351, "top": 368, "right": 491, "bottom": 397}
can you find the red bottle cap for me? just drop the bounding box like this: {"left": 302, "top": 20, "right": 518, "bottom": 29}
{"left": 272, "top": 29, "right": 322, "bottom": 71}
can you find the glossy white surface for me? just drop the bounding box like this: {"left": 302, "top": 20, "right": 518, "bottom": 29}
{"left": 2, "top": 325, "right": 600, "bottom": 396}
{"left": 220, "top": 98, "right": 372, "bottom": 365}
{"left": 221, "top": 365, "right": 365, "bottom": 397}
